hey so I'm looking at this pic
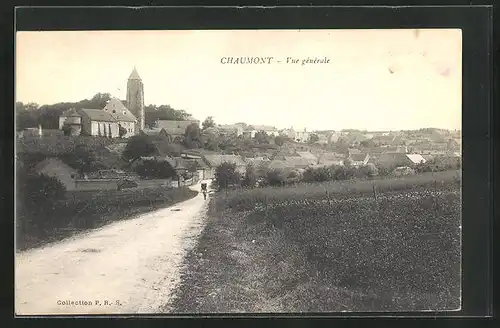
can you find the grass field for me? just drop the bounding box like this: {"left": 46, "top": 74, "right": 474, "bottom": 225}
{"left": 169, "top": 170, "right": 461, "bottom": 313}
{"left": 16, "top": 187, "right": 198, "bottom": 251}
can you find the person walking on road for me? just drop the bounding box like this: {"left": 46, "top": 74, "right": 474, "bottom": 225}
{"left": 201, "top": 182, "right": 208, "bottom": 200}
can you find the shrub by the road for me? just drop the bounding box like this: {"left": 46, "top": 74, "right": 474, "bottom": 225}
{"left": 242, "top": 164, "right": 258, "bottom": 188}
{"left": 17, "top": 172, "right": 66, "bottom": 229}
{"left": 214, "top": 162, "right": 241, "bottom": 189}
{"left": 134, "top": 159, "right": 176, "bottom": 179}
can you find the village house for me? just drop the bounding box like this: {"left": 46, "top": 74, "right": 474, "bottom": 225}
{"left": 156, "top": 119, "right": 200, "bottom": 140}
{"left": 252, "top": 125, "right": 279, "bottom": 137}
{"left": 59, "top": 108, "right": 82, "bottom": 136}
{"left": 102, "top": 97, "right": 138, "bottom": 137}
{"left": 372, "top": 135, "right": 396, "bottom": 146}
{"left": 141, "top": 127, "right": 169, "bottom": 138}
{"left": 79, "top": 109, "right": 120, "bottom": 137}
{"left": 218, "top": 124, "right": 244, "bottom": 137}
{"left": 294, "top": 151, "right": 318, "bottom": 165}
{"left": 278, "top": 127, "right": 310, "bottom": 142}
{"left": 317, "top": 152, "right": 346, "bottom": 166}
{"left": 341, "top": 133, "right": 370, "bottom": 147}
{"left": 245, "top": 156, "right": 270, "bottom": 167}
{"left": 33, "top": 157, "right": 78, "bottom": 191}
{"left": 314, "top": 133, "right": 329, "bottom": 144}
{"left": 382, "top": 145, "right": 408, "bottom": 153}
{"left": 295, "top": 129, "right": 311, "bottom": 143}
{"left": 348, "top": 153, "right": 370, "bottom": 166}
{"left": 282, "top": 156, "right": 313, "bottom": 169}
{"left": 348, "top": 148, "right": 361, "bottom": 155}
{"left": 241, "top": 125, "right": 279, "bottom": 139}
{"left": 164, "top": 156, "right": 209, "bottom": 181}
{"left": 280, "top": 128, "right": 296, "bottom": 140}
{"left": 58, "top": 99, "right": 138, "bottom": 138}
{"left": 375, "top": 153, "right": 427, "bottom": 168}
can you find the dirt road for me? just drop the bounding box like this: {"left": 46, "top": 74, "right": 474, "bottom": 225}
{"left": 15, "top": 182, "right": 210, "bottom": 315}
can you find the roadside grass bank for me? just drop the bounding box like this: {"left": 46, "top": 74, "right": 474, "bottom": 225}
{"left": 169, "top": 171, "right": 461, "bottom": 312}
{"left": 16, "top": 187, "right": 198, "bottom": 251}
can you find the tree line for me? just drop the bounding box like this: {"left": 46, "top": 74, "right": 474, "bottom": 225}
{"left": 16, "top": 93, "right": 192, "bottom": 131}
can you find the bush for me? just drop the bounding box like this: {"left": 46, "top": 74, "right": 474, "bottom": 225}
{"left": 17, "top": 172, "right": 66, "bottom": 228}
{"left": 123, "top": 135, "right": 158, "bottom": 162}
{"left": 215, "top": 162, "right": 241, "bottom": 189}
{"left": 303, "top": 166, "right": 334, "bottom": 183}
{"left": 118, "top": 125, "right": 127, "bottom": 138}
{"left": 134, "top": 159, "right": 176, "bottom": 179}
{"left": 242, "top": 164, "right": 258, "bottom": 188}
{"left": 59, "top": 144, "right": 107, "bottom": 174}
{"left": 360, "top": 163, "right": 378, "bottom": 178}
{"left": 415, "top": 156, "right": 461, "bottom": 174}
{"left": 266, "top": 168, "right": 287, "bottom": 186}
{"left": 285, "top": 170, "right": 302, "bottom": 185}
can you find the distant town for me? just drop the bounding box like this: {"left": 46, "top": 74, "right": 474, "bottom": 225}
{"left": 16, "top": 67, "right": 461, "bottom": 193}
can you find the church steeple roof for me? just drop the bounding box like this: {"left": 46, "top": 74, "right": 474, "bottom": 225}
{"left": 128, "top": 67, "right": 141, "bottom": 80}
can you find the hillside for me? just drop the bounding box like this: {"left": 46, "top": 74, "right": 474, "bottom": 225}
{"left": 17, "top": 136, "right": 128, "bottom": 170}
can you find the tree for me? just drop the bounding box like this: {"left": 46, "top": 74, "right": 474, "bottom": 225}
{"left": 118, "top": 124, "right": 127, "bottom": 138}
{"left": 308, "top": 133, "right": 319, "bottom": 144}
{"left": 254, "top": 131, "right": 269, "bottom": 144}
{"left": 16, "top": 102, "right": 39, "bottom": 112}
{"left": 302, "top": 166, "right": 333, "bottom": 182}
{"left": 360, "top": 163, "right": 378, "bottom": 178}
{"left": 343, "top": 158, "right": 353, "bottom": 167}
{"left": 123, "top": 135, "right": 158, "bottom": 163}
{"left": 266, "top": 168, "right": 286, "bottom": 186}
{"left": 214, "top": 162, "right": 241, "bottom": 189}
{"left": 60, "top": 144, "right": 105, "bottom": 175}
{"left": 202, "top": 116, "right": 216, "bottom": 130}
{"left": 84, "top": 93, "right": 112, "bottom": 109}
{"left": 17, "top": 172, "right": 66, "bottom": 224}
{"left": 134, "top": 159, "right": 176, "bottom": 179}
{"left": 186, "top": 161, "right": 198, "bottom": 173}
{"left": 360, "top": 139, "right": 375, "bottom": 148}
{"left": 274, "top": 135, "right": 285, "bottom": 147}
{"left": 144, "top": 104, "right": 192, "bottom": 127}
{"left": 184, "top": 123, "right": 202, "bottom": 149}
{"left": 242, "top": 164, "right": 258, "bottom": 188}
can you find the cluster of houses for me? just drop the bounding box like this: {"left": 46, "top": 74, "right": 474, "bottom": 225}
{"left": 29, "top": 127, "right": 460, "bottom": 193}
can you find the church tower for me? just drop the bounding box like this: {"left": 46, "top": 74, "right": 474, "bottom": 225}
{"left": 126, "top": 67, "right": 145, "bottom": 131}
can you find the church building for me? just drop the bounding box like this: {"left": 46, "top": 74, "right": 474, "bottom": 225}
{"left": 126, "top": 67, "right": 145, "bottom": 132}
{"left": 59, "top": 67, "right": 145, "bottom": 138}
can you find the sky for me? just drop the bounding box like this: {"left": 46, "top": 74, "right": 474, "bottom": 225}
{"left": 15, "top": 29, "right": 462, "bottom": 131}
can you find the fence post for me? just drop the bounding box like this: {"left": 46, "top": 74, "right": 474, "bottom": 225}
{"left": 372, "top": 183, "right": 378, "bottom": 203}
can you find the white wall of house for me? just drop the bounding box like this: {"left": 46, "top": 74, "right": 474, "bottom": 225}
{"left": 295, "top": 131, "right": 310, "bottom": 142}
{"left": 90, "top": 121, "right": 119, "bottom": 137}
{"left": 59, "top": 116, "right": 82, "bottom": 129}
{"left": 266, "top": 130, "right": 279, "bottom": 137}
{"left": 283, "top": 129, "right": 296, "bottom": 139}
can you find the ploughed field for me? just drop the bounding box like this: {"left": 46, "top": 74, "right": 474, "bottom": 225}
{"left": 170, "top": 171, "right": 461, "bottom": 312}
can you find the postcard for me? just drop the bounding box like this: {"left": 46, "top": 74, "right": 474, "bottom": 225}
{"left": 15, "top": 29, "right": 462, "bottom": 315}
